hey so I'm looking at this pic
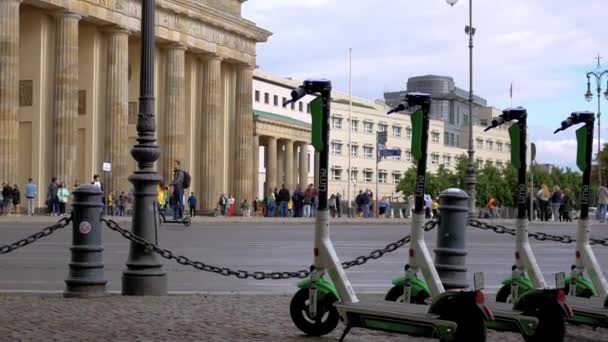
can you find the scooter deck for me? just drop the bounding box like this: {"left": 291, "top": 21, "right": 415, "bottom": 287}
{"left": 567, "top": 296, "right": 608, "bottom": 328}
{"left": 485, "top": 301, "right": 538, "bottom": 336}
{"left": 335, "top": 300, "right": 457, "bottom": 341}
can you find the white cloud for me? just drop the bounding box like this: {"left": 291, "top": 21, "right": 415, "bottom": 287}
{"left": 534, "top": 138, "right": 604, "bottom": 168}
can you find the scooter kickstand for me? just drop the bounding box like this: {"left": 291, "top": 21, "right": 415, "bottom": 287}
{"left": 338, "top": 325, "right": 352, "bottom": 342}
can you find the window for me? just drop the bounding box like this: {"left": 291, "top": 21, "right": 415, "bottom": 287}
{"left": 378, "top": 124, "right": 388, "bottom": 132}
{"left": 405, "top": 127, "right": 412, "bottom": 139}
{"left": 273, "top": 95, "right": 278, "bottom": 106}
{"left": 392, "top": 126, "right": 401, "bottom": 137}
{"left": 506, "top": 143, "right": 511, "bottom": 152}
{"left": 443, "top": 155, "right": 451, "bottom": 166}
{"left": 476, "top": 158, "right": 483, "bottom": 168}
{"left": 363, "top": 171, "right": 373, "bottom": 183}
{"left": 290, "top": 102, "right": 295, "bottom": 110}
{"left": 331, "top": 168, "right": 342, "bottom": 181}
{"left": 449, "top": 111, "right": 455, "bottom": 125}
{"left": 351, "top": 145, "right": 358, "bottom": 157}
{"left": 331, "top": 142, "right": 343, "bottom": 155}
{"left": 351, "top": 120, "right": 359, "bottom": 132}
{"left": 364, "top": 122, "right": 374, "bottom": 133}
{"left": 282, "top": 97, "right": 287, "bottom": 106}
{"left": 431, "top": 153, "right": 440, "bottom": 165}
{"left": 255, "top": 90, "right": 260, "bottom": 102}
{"left": 393, "top": 173, "right": 401, "bottom": 184}
{"left": 487, "top": 140, "right": 493, "bottom": 150}
{"left": 264, "top": 92, "right": 269, "bottom": 104}
{"left": 379, "top": 172, "right": 387, "bottom": 184}
{"left": 307, "top": 103, "right": 311, "bottom": 113}
{"left": 497, "top": 142, "right": 503, "bottom": 152}
{"left": 332, "top": 117, "right": 343, "bottom": 129}
{"left": 350, "top": 170, "right": 358, "bottom": 181}
{"left": 392, "top": 147, "right": 401, "bottom": 160}
{"left": 405, "top": 149, "right": 412, "bottom": 162}
{"left": 363, "top": 146, "right": 374, "bottom": 158}
{"left": 477, "top": 139, "right": 483, "bottom": 149}
{"left": 464, "top": 115, "right": 469, "bottom": 126}
{"left": 299, "top": 102, "right": 303, "bottom": 112}
{"left": 496, "top": 161, "right": 504, "bottom": 168}
{"left": 432, "top": 132, "right": 440, "bottom": 143}
{"left": 487, "top": 160, "right": 493, "bottom": 167}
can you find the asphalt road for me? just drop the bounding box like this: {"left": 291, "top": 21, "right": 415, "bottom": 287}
{"left": 2, "top": 219, "right": 608, "bottom": 295}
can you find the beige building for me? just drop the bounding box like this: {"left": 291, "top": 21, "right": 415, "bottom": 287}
{"left": 0, "top": 0, "right": 272, "bottom": 212}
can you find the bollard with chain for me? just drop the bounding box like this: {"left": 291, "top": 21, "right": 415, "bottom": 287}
{"left": 64, "top": 184, "right": 107, "bottom": 298}
{"left": 433, "top": 188, "right": 469, "bottom": 289}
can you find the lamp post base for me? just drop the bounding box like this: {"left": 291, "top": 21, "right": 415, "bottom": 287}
{"left": 122, "top": 270, "right": 167, "bottom": 296}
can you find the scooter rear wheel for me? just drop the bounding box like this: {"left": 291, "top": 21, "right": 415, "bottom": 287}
{"left": 522, "top": 303, "right": 565, "bottom": 342}
{"left": 496, "top": 284, "right": 512, "bottom": 303}
{"left": 385, "top": 285, "right": 430, "bottom": 304}
{"left": 440, "top": 309, "right": 486, "bottom": 342}
{"left": 290, "top": 288, "right": 340, "bottom": 336}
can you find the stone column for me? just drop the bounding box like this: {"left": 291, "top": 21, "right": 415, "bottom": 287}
{"left": 266, "top": 136, "right": 277, "bottom": 194}
{"left": 299, "top": 142, "right": 309, "bottom": 187}
{"left": 161, "top": 45, "right": 186, "bottom": 182}
{"left": 52, "top": 12, "right": 81, "bottom": 187}
{"left": 0, "top": 0, "right": 21, "bottom": 184}
{"left": 277, "top": 142, "right": 285, "bottom": 186}
{"left": 199, "top": 55, "right": 223, "bottom": 213}
{"left": 232, "top": 65, "right": 254, "bottom": 204}
{"left": 284, "top": 139, "right": 294, "bottom": 191}
{"left": 104, "top": 27, "right": 130, "bottom": 195}
{"left": 252, "top": 135, "right": 259, "bottom": 200}
{"left": 292, "top": 143, "right": 298, "bottom": 190}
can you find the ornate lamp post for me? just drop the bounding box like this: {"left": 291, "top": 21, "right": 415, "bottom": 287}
{"left": 446, "top": 0, "right": 477, "bottom": 216}
{"left": 585, "top": 54, "right": 608, "bottom": 186}
{"left": 122, "top": 0, "right": 167, "bottom": 295}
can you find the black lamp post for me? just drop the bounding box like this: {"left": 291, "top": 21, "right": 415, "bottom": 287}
{"left": 585, "top": 54, "right": 608, "bottom": 186}
{"left": 122, "top": 0, "right": 167, "bottom": 295}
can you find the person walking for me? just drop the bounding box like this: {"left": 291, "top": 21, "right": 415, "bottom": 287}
{"left": 303, "top": 184, "right": 314, "bottom": 218}
{"left": 107, "top": 192, "right": 114, "bottom": 216}
{"left": 362, "top": 190, "right": 371, "bottom": 218}
{"left": 157, "top": 182, "right": 168, "bottom": 217}
{"left": 170, "top": 160, "right": 186, "bottom": 220}
{"left": 536, "top": 184, "right": 550, "bottom": 221}
{"left": 25, "top": 178, "right": 37, "bottom": 216}
{"left": 336, "top": 193, "right": 342, "bottom": 218}
{"left": 2, "top": 183, "right": 13, "bottom": 215}
{"left": 487, "top": 196, "right": 498, "bottom": 219}
{"left": 549, "top": 185, "right": 562, "bottom": 222}
{"left": 12, "top": 185, "right": 21, "bottom": 215}
{"left": 47, "top": 178, "right": 59, "bottom": 216}
{"left": 355, "top": 190, "right": 363, "bottom": 217}
{"left": 424, "top": 194, "right": 432, "bottom": 219}
{"left": 266, "top": 190, "right": 276, "bottom": 217}
{"left": 432, "top": 197, "right": 439, "bottom": 219}
{"left": 57, "top": 182, "right": 70, "bottom": 216}
{"left": 241, "top": 199, "right": 252, "bottom": 217}
{"left": 118, "top": 191, "right": 127, "bottom": 216}
{"left": 328, "top": 194, "right": 337, "bottom": 218}
{"left": 379, "top": 197, "right": 390, "bottom": 218}
{"left": 228, "top": 194, "right": 235, "bottom": 217}
{"left": 597, "top": 182, "right": 608, "bottom": 223}
{"left": 562, "top": 188, "right": 574, "bottom": 222}
{"left": 291, "top": 186, "right": 303, "bottom": 218}
{"left": 277, "top": 184, "right": 290, "bottom": 217}
{"left": 188, "top": 192, "right": 197, "bottom": 217}
{"left": 218, "top": 194, "right": 227, "bottom": 216}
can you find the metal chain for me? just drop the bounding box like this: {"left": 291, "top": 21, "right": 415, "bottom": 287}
{"left": 0, "top": 216, "right": 72, "bottom": 254}
{"left": 468, "top": 219, "right": 575, "bottom": 244}
{"left": 103, "top": 218, "right": 438, "bottom": 280}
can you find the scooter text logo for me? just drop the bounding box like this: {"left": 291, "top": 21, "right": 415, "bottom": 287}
{"left": 518, "top": 184, "right": 526, "bottom": 205}
{"left": 582, "top": 184, "right": 589, "bottom": 206}
{"left": 320, "top": 168, "right": 328, "bottom": 192}
{"left": 415, "top": 175, "right": 425, "bottom": 197}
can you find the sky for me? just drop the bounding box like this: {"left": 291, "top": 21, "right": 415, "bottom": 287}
{"left": 242, "top": 0, "right": 608, "bottom": 169}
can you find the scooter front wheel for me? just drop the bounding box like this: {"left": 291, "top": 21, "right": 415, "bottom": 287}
{"left": 290, "top": 288, "right": 340, "bottom": 336}
{"left": 496, "top": 284, "right": 512, "bottom": 303}
{"left": 522, "top": 304, "right": 565, "bottom": 342}
{"left": 385, "top": 285, "right": 430, "bottom": 304}
{"left": 440, "top": 308, "right": 486, "bottom": 342}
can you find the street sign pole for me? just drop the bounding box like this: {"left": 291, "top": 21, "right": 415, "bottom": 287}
{"left": 102, "top": 162, "right": 111, "bottom": 216}
{"left": 376, "top": 131, "right": 387, "bottom": 218}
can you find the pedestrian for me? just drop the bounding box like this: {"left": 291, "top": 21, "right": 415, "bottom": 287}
{"left": 2, "top": 182, "right": 13, "bottom": 215}
{"left": 312, "top": 187, "right": 319, "bottom": 217}
{"left": 562, "top": 188, "right": 574, "bottom": 222}
{"left": 292, "top": 186, "right": 303, "bottom": 217}
{"left": 277, "top": 184, "right": 290, "bottom": 217}
{"left": 550, "top": 185, "right": 562, "bottom": 222}
{"left": 47, "top": 177, "right": 59, "bottom": 216}
{"left": 241, "top": 199, "right": 251, "bottom": 217}
{"left": 0, "top": 184, "right": 4, "bottom": 214}
{"left": 329, "top": 194, "right": 337, "bottom": 218}
{"left": 228, "top": 194, "right": 235, "bottom": 217}
{"left": 303, "top": 184, "right": 314, "bottom": 218}
{"left": 170, "top": 160, "right": 186, "bottom": 220}
{"left": 253, "top": 197, "right": 259, "bottom": 216}
{"left": 336, "top": 193, "right": 342, "bottom": 218}
{"left": 74, "top": 179, "right": 80, "bottom": 189}
{"left": 355, "top": 190, "right": 363, "bottom": 217}
{"left": 288, "top": 197, "right": 294, "bottom": 217}
{"left": 118, "top": 191, "right": 127, "bottom": 216}
{"left": 107, "top": 192, "right": 114, "bottom": 216}
{"left": 536, "top": 184, "right": 550, "bottom": 221}
{"left": 157, "top": 182, "right": 167, "bottom": 217}
{"left": 25, "top": 178, "right": 37, "bottom": 216}
{"left": 188, "top": 192, "right": 197, "bottom": 217}
{"left": 424, "top": 194, "right": 432, "bottom": 219}
{"left": 219, "top": 193, "right": 227, "bottom": 216}
{"left": 432, "top": 197, "right": 439, "bottom": 218}
{"left": 597, "top": 182, "right": 608, "bottom": 223}
{"left": 57, "top": 182, "right": 70, "bottom": 215}
{"left": 362, "top": 190, "right": 371, "bottom": 218}
{"left": 379, "top": 197, "right": 389, "bottom": 217}
{"left": 12, "top": 184, "right": 21, "bottom": 215}
{"left": 487, "top": 196, "right": 498, "bottom": 219}
{"left": 266, "top": 190, "right": 276, "bottom": 217}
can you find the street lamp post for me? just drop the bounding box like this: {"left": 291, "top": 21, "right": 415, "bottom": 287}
{"left": 446, "top": 0, "right": 477, "bottom": 217}
{"left": 585, "top": 54, "right": 608, "bottom": 186}
{"left": 122, "top": 0, "right": 167, "bottom": 295}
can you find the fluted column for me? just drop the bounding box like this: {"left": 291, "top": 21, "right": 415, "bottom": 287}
{"left": 161, "top": 45, "right": 186, "bottom": 182}
{"left": 104, "top": 27, "right": 130, "bottom": 194}
{"left": 0, "top": 0, "right": 21, "bottom": 184}
{"left": 277, "top": 142, "right": 285, "bottom": 186}
{"left": 266, "top": 136, "right": 277, "bottom": 194}
{"left": 233, "top": 65, "right": 254, "bottom": 204}
{"left": 299, "top": 142, "right": 309, "bottom": 188}
{"left": 53, "top": 12, "right": 81, "bottom": 187}
{"left": 284, "top": 139, "right": 294, "bottom": 191}
{"left": 292, "top": 143, "right": 298, "bottom": 190}
{"left": 199, "top": 55, "right": 223, "bottom": 213}
{"left": 252, "top": 135, "right": 259, "bottom": 199}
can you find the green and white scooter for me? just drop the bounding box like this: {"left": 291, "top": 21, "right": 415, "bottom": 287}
{"left": 554, "top": 112, "right": 608, "bottom": 327}
{"left": 386, "top": 107, "right": 572, "bottom": 341}
{"left": 287, "top": 82, "right": 492, "bottom": 342}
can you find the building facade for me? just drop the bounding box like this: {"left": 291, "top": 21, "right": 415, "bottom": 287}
{"left": 0, "top": 0, "right": 271, "bottom": 212}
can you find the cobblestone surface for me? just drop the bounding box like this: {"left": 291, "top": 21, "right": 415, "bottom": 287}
{"left": 1, "top": 294, "right": 607, "bottom": 342}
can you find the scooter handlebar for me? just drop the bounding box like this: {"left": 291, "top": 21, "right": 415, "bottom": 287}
{"left": 484, "top": 116, "right": 505, "bottom": 131}
{"left": 554, "top": 118, "right": 573, "bottom": 134}
{"left": 387, "top": 104, "right": 405, "bottom": 115}
{"left": 283, "top": 86, "right": 307, "bottom": 107}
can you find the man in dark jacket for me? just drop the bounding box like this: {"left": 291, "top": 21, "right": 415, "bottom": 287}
{"left": 47, "top": 177, "right": 59, "bottom": 216}
{"left": 277, "top": 184, "right": 290, "bottom": 217}
{"left": 292, "top": 186, "right": 304, "bottom": 217}
{"left": 171, "top": 160, "right": 185, "bottom": 220}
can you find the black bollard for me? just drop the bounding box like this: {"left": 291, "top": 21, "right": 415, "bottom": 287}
{"left": 64, "top": 184, "right": 106, "bottom": 298}
{"left": 433, "top": 188, "right": 469, "bottom": 289}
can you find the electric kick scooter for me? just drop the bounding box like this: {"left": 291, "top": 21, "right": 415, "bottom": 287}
{"left": 554, "top": 111, "right": 608, "bottom": 327}
{"left": 287, "top": 83, "right": 492, "bottom": 342}
{"left": 484, "top": 108, "right": 572, "bottom": 341}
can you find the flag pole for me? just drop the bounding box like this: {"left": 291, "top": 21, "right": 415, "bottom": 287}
{"left": 347, "top": 48, "right": 353, "bottom": 217}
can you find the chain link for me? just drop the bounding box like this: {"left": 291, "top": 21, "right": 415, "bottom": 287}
{"left": 0, "top": 216, "right": 72, "bottom": 254}
{"left": 103, "top": 218, "right": 438, "bottom": 280}
{"left": 468, "top": 219, "right": 577, "bottom": 244}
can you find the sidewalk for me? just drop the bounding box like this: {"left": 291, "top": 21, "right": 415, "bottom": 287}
{"left": 1, "top": 293, "right": 603, "bottom": 342}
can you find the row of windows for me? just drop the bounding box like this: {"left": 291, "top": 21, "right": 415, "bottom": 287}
{"left": 476, "top": 159, "right": 506, "bottom": 168}
{"left": 255, "top": 90, "right": 310, "bottom": 113}
{"left": 330, "top": 169, "right": 401, "bottom": 184}
{"left": 476, "top": 139, "right": 510, "bottom": 152}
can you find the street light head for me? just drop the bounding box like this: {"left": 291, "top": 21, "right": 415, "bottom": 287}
{"left": 446, "top": 0, "right": 458, "bottom": 6}
{"left": 585, "top": 90, "right": 593, "bottom": 102}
